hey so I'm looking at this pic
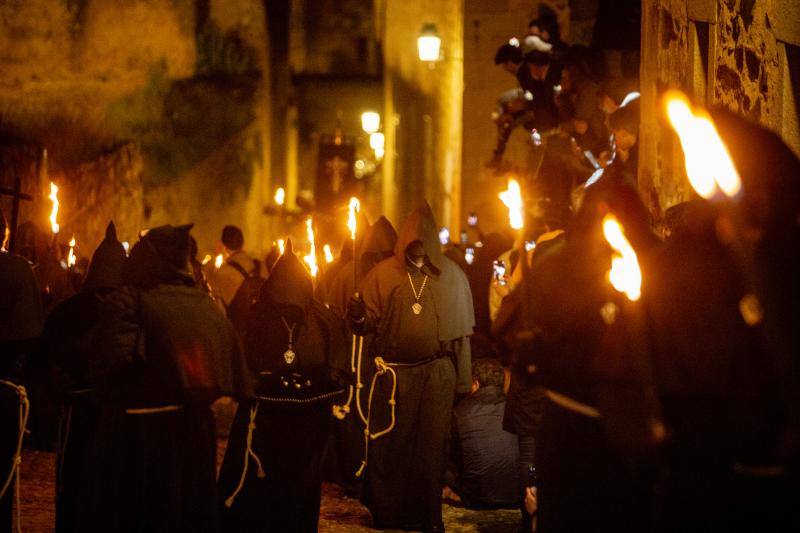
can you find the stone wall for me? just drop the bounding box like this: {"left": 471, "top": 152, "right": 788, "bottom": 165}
{"left": 378, "top": 0, "right": 464, "bottom": 230}
{"left": 640, "top": 0, "right": 800, "bottom": 218}
{"left": 0, "top": 0, "right": 273, "bottom": 258}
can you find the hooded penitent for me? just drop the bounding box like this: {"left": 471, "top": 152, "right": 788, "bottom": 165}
{"left": 324, "top": 216, "right": 398, "bottom": 317}
{"left": 245, "top": 239, "right": 348, "bottom": 398}
{"left": 92, "top": 223, "right": 250, "bottom": 405}
{"left": 83, "top": 222, "right": 127, "bottom": 291}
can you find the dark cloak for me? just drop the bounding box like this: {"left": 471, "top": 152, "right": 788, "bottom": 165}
{"left": 218, "top": 241, "right": 348, "bottom": 533}
{"left": 31, "top": 222, "right": 126, "bottom": 532}
{"left": 321, "top": 216, "right": 398, "bottom": 490}
{"left": 354, "top": 203, "right": 474, "bottom": 530}
{"left": 0, "top": 242, "right": 43, "bottom": 533}
{"left": 81, "top": 224, "right": 250, "bottom": 533}
{"left": 530, "top": 181, "right": 657, "bottom": 533}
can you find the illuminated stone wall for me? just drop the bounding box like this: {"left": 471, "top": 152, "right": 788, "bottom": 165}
{"left": 640, "top": 0, "right": 800, "bottom": 219}
{"left": 0, "top": 0, "right": 273, "bottom": 256}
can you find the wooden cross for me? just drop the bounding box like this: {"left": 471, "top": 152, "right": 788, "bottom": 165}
{"left": 325, "top": 155, "right": 349, "bottom": 194}
{"left": 0, "top": 171, "right": 33, "bottom": 253}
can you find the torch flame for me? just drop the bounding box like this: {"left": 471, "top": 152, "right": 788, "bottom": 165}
{"left": 67, "top": 237, "right": 76, "bottom": 267}
{"left": 201, "top": 254, "right": 212, "bottom": 265}
{"left": 48, "top": 182, "right": 60, "bottom": 234}
{"left": 277, "top": 239, "right": 285, "bottom": 255}
{"left": 499, "top": 179, "right": 524, "bottom": 230}
{"left": 602, "top": 214, "right": 641, "bottom": 301}
{"left": 665, "top": 90, "right": 742, "bottom": 199}
{"left": 274, "top": 187, "right": 286, "bottom": 206}
{"left": 214, "top": 254, "right": 224, "bottom": 269}
{"left": 348, "top": 197, "right": 360, "bottom": 241}
{"left": 323, "top": 244, "right": 334, "bottom": 263}
{"left": 304, "top": 217, "right": 318, "bottom": 277}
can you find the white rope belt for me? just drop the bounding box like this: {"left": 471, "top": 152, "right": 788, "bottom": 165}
{"left": 224, "top": 404, "right": 265, "bottom": 508}
{"left": 1, "top": 379, "right": 30, "bottom": 533}
{"left": 545, "top": 389, "right": 601, "bottom": 419}
{"left": 124, "top": 405, "right": 183, "bottom": 415}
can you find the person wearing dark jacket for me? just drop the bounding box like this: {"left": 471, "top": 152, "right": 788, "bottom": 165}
{"left": 34, "top": 222, "right": 126, "bottom": 533}
{"left": 445, "top": 358, "right": 518, "bottom": 509}
{"left": 217, "top": 239, "right": 349, "bottom": 533}
{"left": 83, "top": 224, "right": 250, "bottom": 533}
{"left": 1, "top": 208, "right": 44, "bottom": 533}
{"left": 348, "top": 203, "right": 474, "bottom": 533}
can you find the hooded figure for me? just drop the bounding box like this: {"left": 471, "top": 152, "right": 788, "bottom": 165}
{"left": 529, "top": 180, "right": 658, "bottom": 533}
{"left": 83, "top": 224, "right": 250, "bottom": 533}
{"left": 31, "top": 222, "right": 126, "bottom": 532}
{"left": 348, "top": 203, "right": 474, "bottom": 532}
{"left": 217, "top": 240, "right": 348, "bottom": 533}
{"left": 1, "top": 208, "right": 44, "bottom": 533}
{"left": 316, "top": 210, "right": 371, "bottom": 309}
{"left": 321, "top": 216, "right": 398, "bottom": 491}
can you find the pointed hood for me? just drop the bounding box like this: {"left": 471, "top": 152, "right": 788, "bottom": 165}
{"left": 394, "top": 202, "right": 444, "bottom": 273}
{"left": 258, "top": 239, "right": 313, "bottom": 311}
{"left": 360, "top": 216, "right": 398, "bottom": 263}
{"left": 124, "top": 224, "right": 195, "bottom": 288}
{"left": 83, "top": 222, "right": 127, "bottom": 290}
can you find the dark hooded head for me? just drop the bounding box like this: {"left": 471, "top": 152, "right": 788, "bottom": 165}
{"left": 124, "top": 224, "right": 195, "bottom": 288}
{"left": 257, "top": 239, "right": 313, "bottom": 322}
{"left": 83, "top": 222, "right": 127, "bottom": 291}
{"left": 360, "top": 216, "right": 398, "bottom": 268}
{"left": 394, "top": 202, "right": 444, "bottom": 274}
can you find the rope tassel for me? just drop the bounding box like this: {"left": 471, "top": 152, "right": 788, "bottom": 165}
{"left": 224, "top": 404, "right": 266, "bottom": 508}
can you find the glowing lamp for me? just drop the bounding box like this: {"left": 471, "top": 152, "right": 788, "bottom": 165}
{"left": 361, "top": 112, "right": 381, "bottom": 134}
{"left": 274, "top": 187, "right": 286, "bottom": 206}
{"left": 417, "top": 24, "right": 441, "bottom": 62}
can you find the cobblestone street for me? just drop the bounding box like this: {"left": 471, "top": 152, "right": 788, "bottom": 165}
{"left": 15, "top": 449, "right": 519, "bottom": 533}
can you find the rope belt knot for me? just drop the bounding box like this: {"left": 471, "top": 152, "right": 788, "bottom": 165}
{"left": 224, "top": 403, "right": 266, "bottom": 508}
{"left": 355, "top": 356, "right": 399, "bottom": 477}
{"left": 1, "top": 379, "right": 30, "bottom": 533}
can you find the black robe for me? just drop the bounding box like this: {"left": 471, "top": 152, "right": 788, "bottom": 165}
{"left": 321, "top": 216, "right": 398, "bottom": 491}
{"left": 82, "top": 224, "right": 250, "bottom": 533}
{"left": 32, "top": 222, "right": 126, "bottom": 533}
{"left": 0, "top": 250, "right": 44, "bottom": 533}
{"left": 353, "top": 204, "right": 474, "bottom": 530}
{"left": 217, "top": 242, "right": 348, "bottom": 533}
{"left": 529, "top": 182, "right": 657, "bottom": 533}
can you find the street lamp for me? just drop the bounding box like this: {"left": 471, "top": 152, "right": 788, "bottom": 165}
{"left": 361, "top": 111, "right": 381, "bottom": 134}
{"left": 417, "top": 24, "right": 441, "bottom": 62}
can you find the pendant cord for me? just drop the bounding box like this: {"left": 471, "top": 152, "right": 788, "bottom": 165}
{"left": 406, "top": 272, "right": 429, "bottom": 303}
{"left": 280, "top": 317, "right": 297, "bottom": 348}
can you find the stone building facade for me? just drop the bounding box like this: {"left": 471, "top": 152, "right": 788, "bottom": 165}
{"left": 640, "top": 0, "right": 800, "bottom": 218}
{"left": 0, "top": 0, "right": 273, "bottom": 255}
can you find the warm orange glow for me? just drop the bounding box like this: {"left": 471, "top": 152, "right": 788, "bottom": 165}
{"left": 214, "top": 254, "right": 224, "bottom": 269}
{"left": 348, "top": 197, "right": 361, "bottom": 241}
{"left": 665, "top": 90, "right": 742, "bottom": 199}
{"left": 274, "top": 187, "right": 286, "bottom": 206}
{"left": 201, "top": 254, "right": 212, "bottom": 265}
{"left": 323, "top": 244, "right": 334, "bottom": 263}
{"left": 67, "top": 237, "right": 76, "bottom": 267}
{"left": 277, "top": 239, "right": 285, "bottom": 255}
{"left": 499, "top": 179, "right": 524, "bottom": 230}
{"left": 48, "top": 182, "right": 60, "bottom": 234}
{"left": 304, "top": 218, "right": 318, "bottom": 277}
{"left": 602, "top": 215, "right": 641, "bottom": 301}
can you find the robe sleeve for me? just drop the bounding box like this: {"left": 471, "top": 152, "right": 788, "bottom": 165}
{"left": 352, "top": 265, "right": 384, "bottom": 335}
{"left": 453, "top": 336, "right": 472, "bottom": 394}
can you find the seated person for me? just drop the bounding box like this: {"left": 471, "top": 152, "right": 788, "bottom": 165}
{"left": 445, "top": 358, "right": 519, "bottom": 509}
